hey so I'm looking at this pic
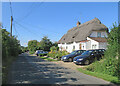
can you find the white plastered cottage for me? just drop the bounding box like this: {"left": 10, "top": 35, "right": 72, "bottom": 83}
{"left": 58, "top": 18, "right": 109, "bottom": 53}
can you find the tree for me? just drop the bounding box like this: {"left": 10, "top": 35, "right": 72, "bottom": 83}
{"left": 21, "top": 46, "right": 28, "bottom": 53}
{"left": 105, "top": 24, "right": 119, "bottom": 59}
{"left": 103, "top": 23, "right": 120, "bottom": 77}
{"left": 2, "top": 29, "right": 21, "bottom": 58}
{"left": 28, "top": 40, "right": 39, "bottom": 54}
{"left": 52, "top": 42, "right": 58, "bottom": 47}
{"left": 50, "top": 46, "right": 59, "bottom": 52}
{"left": 39, "top": 36, "right": 52, "bottom": 51}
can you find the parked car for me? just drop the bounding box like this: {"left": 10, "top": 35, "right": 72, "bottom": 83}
{"left": 35, "top": 50, "right": 48, "bottom": 56}
{"left": 73, "top": 49, "right": 105, "bottom": 65}
{"left": 97, "top": 49, "right": 106, "bottom": 56}
{"left": 61, "top": 50, "right": 86, "bottom": 62}
{"left": 35, "top": 50, "right": 43, "bottom": 56}
{"left": 42, "top": 51, "right": 48, "bottom": 56}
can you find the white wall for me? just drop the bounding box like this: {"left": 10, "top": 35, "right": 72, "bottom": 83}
{"left": 80, "top": 42, "right": 86, "bottom": 50}
{"left": 99, "top": 42, "right": 107, "bottom": 49}
{"left": 86, "top": 41, "right": 91, "bottom": 50}
{"left": 58, "top": 42, "right": 80, "bottom": 53}
{"left": 90, "top": 31, "right": 108, "bottom": 38}
{"left": 87, "top": 37, "right": 99, "bottom": 49}
{"left": 58, "top": 32, "right": 108, "bottom": 52}
{"left": 67, "top": 42, "right": 80, "bottom": 53}
{"left": 58, "top": 39, "right": 108, "bottom": 52}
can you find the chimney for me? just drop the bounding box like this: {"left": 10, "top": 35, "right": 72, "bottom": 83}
{"left": 77, "top": 21, "right": 81, "bottom": 26}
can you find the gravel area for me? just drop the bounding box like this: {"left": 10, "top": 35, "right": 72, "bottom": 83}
{"left": 6, "top": 53, "right": 114, "bottom": 85}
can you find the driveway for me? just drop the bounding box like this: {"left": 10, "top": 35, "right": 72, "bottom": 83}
{"left": 7, "top": 53, "right": 114, "bottom": 85}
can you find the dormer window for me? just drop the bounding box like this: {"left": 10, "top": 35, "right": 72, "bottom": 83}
{"left": 97, "top": 32, "right": 101, "bottom": 37}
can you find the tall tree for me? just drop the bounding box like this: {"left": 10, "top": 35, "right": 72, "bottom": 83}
{"left": 28, "top": 40, "right": 38, "bottom": 53}
{"left": 105, "top": 24, "right": 119, "bottom": 59}
{"left": 52, "top": 42, "right": 58, "bottom": 47}
{"left": 104, "top": 24, "right": 120, "bottom": 77}
{"left": 39, "top": 36, "right": 52, "bottom": 51}
{"left": 2, "top": 29, "right": 21, "bottom": 58}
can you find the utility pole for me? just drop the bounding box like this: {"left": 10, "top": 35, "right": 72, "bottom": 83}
{"left": 10, "top": 16, "right": 13, "bottom": 37}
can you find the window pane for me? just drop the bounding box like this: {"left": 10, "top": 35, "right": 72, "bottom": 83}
{"left": 73, "top": 46, "right": 75, "bottom": 49}
{"left": 97, "top": 32, "right": 101, "bottom": 37}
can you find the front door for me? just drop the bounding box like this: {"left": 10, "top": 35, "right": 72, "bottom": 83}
{"left": 79, "top": 44, "right": 82, "bottom": 50}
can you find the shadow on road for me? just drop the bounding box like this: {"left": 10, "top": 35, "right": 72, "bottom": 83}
{"left": 6, "top": 55, "right": 79, "bottom": 84}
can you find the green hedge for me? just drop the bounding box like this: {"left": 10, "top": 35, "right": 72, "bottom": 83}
{"left": 86, "top": 56, "right": 118, "bottom": 77}
{"left": 47, "top": 50, "right": 69, "bottom": 60}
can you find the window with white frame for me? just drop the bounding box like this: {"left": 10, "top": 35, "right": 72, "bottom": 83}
{"left": 83, "top": 45, "right": 84, "bottom": 49}
{"left": 94, "top": 45, "right": 97, "bottom": 49}
{"left": 66, "top": 46, "right": 68, "bottom": 49}
{"left": 92, "top": 44, "right": 97, "bottom": 49}
{"left": 97, "top": 32, "right": 101, "bottom": 37}
{"left": 92, "top": 45, "right": 94, "bottom": 49}
{"left": 73, "top": 46, "right": 75, "bottom": 50}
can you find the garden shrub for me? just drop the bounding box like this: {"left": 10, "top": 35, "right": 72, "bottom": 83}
{"left": 86, "top": 24, "right": 119, "bottom": 77}
{"left": 86, "top": 56, "right": 118, "bottom": 77}
{"left": 47, "top": 50, "right": 69, "bottom": 60}
{"left": 29, "top": 51, "right": 35, "bottom": 54}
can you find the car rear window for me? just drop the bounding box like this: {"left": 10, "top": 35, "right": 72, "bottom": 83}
{"left": 81, "top": 50, "right": 93, "bottom": 56}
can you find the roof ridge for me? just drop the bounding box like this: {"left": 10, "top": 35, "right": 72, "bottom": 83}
{"left": 78, "top": 17, "right": 101, "bottom": 27}
{"left": 67, "top": 17, "right": 101, "bottom": 32}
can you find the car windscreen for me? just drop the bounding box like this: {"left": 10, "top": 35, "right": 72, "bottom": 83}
{"left": 70, "top": 51, "right": 77, "bottom": 54}
{"left": 81, "top": 50, "right": 93, "bottom": 56}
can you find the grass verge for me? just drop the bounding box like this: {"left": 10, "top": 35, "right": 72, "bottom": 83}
{"left": 77, "top": 68, "right": 120, "bottom": 85}
{"left": 2, "top": 56, "right": 18, "bottom": 84}
{"left": 37, "top": 56, "right": 57, "bottom": 61}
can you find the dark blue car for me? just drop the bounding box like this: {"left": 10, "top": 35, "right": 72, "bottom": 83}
{"left": 61, "top": 50, "right": 86, "bottom": 62}
{"left": 73, "top": 49, "right": 105, "bottom": 65}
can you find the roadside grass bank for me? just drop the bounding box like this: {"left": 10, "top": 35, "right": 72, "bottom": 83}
{"left": 2, "top": 56, "right": 18, "bottom": 84}
{"left": 77, "top": 66, "right": 119, "bottom": 85}
{"left": 37, "top": 56, "right": 57, "bottom": 61}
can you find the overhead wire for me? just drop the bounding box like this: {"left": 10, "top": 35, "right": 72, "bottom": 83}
{"left": 9, "top": 1, "right": 60, "bottom": 42}
{"left": 14, "top": 18, "right": 63, "bottom": 36}
{"left": 9, "top": 0, "right": 20, "bottom": 38}
{"left": 14, "top": 20, "right": 46, "bottom": 38}
{"left": 16, "top": 1, "right": 45, "bottom": 22}
{"left": 9, "top": 0, "right": 13, "bottom": 17}
{"left": 13, "top": 23, "right": 21, "bottom": 38}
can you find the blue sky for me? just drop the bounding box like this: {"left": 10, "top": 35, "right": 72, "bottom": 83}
{"left": 2, "top": 2, "right": 118, "bottom": 47}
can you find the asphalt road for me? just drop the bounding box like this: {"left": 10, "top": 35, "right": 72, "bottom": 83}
{"left": 7, "top": 53, "right": 114, "bottom": 85}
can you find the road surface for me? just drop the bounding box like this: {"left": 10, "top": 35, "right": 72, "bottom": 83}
{"left": 7, "top": 53, "right": 113, "bottom": 85}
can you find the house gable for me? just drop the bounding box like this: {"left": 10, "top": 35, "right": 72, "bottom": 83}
{"left": 89, "top": 31, "right": 108, "bottom": 38}
{"left": 58, "top": 17, "right": 108, "bottom": 44}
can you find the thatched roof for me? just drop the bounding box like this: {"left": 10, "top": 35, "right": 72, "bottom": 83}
{"left": 89, "top": 37, "right": 107, "bottom": 42}
{"left": 58, "top": 18, "right": 108, "bottom": 44}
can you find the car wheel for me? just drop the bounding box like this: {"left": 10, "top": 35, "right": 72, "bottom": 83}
{"left": 98, "top": 57, "right": 102, "bottom": 61}
{"left": 69, "top": 58, "right": 72, "bottom": 62}
{"left": 84, "top": 60, "right": 90, "bottom": 65}
{"left": 37, "top": 54, "right": 38, "bottom": 56}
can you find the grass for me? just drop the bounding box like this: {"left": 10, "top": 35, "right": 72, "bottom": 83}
{"left": 2, "top": 56, "right": 18, "bottom": 84}
{"left": 77, "top": 68, "right": 120, "bottom": 85}
{"left": 37, "top": 56, "right": 57, "bottom": 61}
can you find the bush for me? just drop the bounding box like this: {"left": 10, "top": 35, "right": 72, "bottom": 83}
{"left": 86, "top": 57, "right": 118, "bottom": 77}
{"left": 2, "top": 29, "right": 21, "bottom": 58}
{"left": 47, "top": 50, "right": 69, "bottom": 60}
{"left": 39, "top": 53, "right": 47, "bottom": 57}
{"left": 85, "top": 24, "right": 120, "bottom": 77}
{"left": 29, "top": 51, "right": 35, "bottom": 54}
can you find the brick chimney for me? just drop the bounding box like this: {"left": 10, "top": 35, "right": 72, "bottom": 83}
{"left": 77, "top": 21, "right": 81, "bottom": 26}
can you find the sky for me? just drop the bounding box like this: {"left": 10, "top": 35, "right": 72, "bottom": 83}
{"left": 2, "top": 2, "right": 118, "bottom": 47}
